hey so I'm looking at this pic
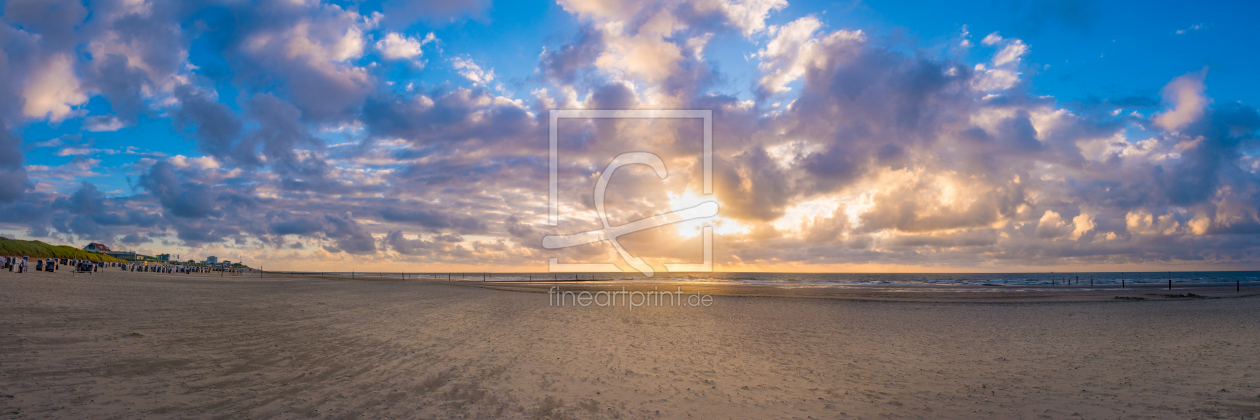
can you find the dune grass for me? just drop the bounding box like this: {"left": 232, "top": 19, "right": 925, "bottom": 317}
{"left": 0, "top": 237, "right": 126, "bottom": 262}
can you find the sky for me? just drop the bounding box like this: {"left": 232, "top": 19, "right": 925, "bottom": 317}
{"left": 0, "top": 0, "right": 1258, "bottom": 272}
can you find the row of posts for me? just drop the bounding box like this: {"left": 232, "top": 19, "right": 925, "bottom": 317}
{"left": 1049, "top": 271, "right": 1242, "bottom": 292}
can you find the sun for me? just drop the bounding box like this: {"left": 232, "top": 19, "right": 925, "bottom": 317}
{"left": 667, "top": 191, "right": 748, "bottom": 238}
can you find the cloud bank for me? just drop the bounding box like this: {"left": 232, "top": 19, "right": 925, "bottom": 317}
{"left": 0, "top": 0, "right": 1257, "bottom": 272}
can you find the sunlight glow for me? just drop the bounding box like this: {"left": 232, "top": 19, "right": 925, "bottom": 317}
{"left": 668, "top": 191, "right": 748, "bottom": 238}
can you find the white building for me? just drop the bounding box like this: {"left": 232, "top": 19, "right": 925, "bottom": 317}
{"left": 84, "top": 243, "right": 112, "bottom": 253}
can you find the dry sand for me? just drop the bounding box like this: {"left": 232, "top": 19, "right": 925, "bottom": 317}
{"left": 2, "top": 270, "right": 1259, "bottom": 419}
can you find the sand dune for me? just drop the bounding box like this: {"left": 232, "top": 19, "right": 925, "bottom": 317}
{"left": 2, "top": 270, "right": 1259, "bottom": 418}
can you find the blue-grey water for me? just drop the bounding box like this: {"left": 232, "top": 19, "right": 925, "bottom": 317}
{"left": 320, "top": 271, "right": 1260, "bottom": 286}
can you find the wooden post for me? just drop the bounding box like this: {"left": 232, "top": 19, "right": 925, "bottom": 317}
{"left": 1168, "top": 279, "right": 1172, "bottom": 290}
{"left": 1238, "top": 280, "right": 1241, "bottom": 292}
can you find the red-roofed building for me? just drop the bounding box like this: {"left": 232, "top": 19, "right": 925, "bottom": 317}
{"left": 84, "top": 243, "right": 112, "bottom": 253}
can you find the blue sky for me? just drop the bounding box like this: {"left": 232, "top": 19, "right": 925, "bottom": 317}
{"left": 1, "top": 0, "right": 1258, "bottom": 271}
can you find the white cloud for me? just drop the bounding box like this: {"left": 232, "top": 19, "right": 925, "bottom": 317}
{"left": 26, "top": 158, "right": 102, "bottom": 181}
{"left": 233, "top": 4, "right": 375, "bottom": 119}
{"left": 696, "top": 0, "right": 788, "bottom": 37}
{"left": 32, "top": 138, "right": 65, "bottom": 148}
{"left": 450, "top": 56, "right": 496, "bottom": 86}
{"left": 1175, "top": 23, "right": 1204, "bottom": 35}
{"left": 272, "top": 20, "right": 366, "bottom": 63}
{"left": 1071, "top": 210, "right": 1095, "bottom": 240}
{"left": 1188, "top": 214, "right": 1211, "bottom": 235}
{"left": 972, "top": 34, "right": 1029, "bottom": 91}
{"left": 86, "top": 13, "right": 191, "bottom": 99}
{"left": 756, "top": 17, "right": 865, "bottom": 94}
{"left": 169, "top": 155, "right": 221, "bottom": 169}
{"left": 375, "top": 32, "right": 435, "bottom": 60}
{"left": 1036, "top": 210, "right": 1071, "bottom": 238}
{"left": 557, "top": 0, "right": 643, "bottom": 21}
{"left": 1153, "top": 69, "right": 1209, "bottom": 132}
{"left": 22, "top": 54, "right": 88, "bottom": 122}
{"left": 584, "top": 8, "right": 692, "bottom": 88}
{"left": 992, "top": 39, "right": 1028, "bottom": 67}
{"left": 558, "top": 0, "right": 787, "bottom": 99}
{"left": 1125, "top": 209, "right": 1155, "bottom": 234}
{"left": 56, "top": 148, "right": 120, "bottom": 157}
{"left": 981, "top": 32, "right": 1003, "bottom": 46}
{"left": 84, "top": 116, "right": 127, "bottom": 132}
{"left": 596, "top": 32, "right": 684, "bottom": 85}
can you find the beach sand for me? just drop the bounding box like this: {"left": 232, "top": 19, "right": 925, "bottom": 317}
{"left": 2, "top": 270, "right": 1259, "bottom": 419}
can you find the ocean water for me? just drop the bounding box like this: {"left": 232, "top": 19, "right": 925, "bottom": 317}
{"left": 342, "top": 271, "right": 1260, "bottom": 286}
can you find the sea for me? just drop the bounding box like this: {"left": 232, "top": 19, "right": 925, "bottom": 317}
{"left": 359, "top": 271, "right": 1260, "bottom": 286}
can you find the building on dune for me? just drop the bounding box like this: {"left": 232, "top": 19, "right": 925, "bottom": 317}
{"left": 83, "top": 243, "right": 111, "bottom": 253}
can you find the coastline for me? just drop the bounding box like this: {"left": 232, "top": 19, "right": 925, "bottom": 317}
{"left": 268, "top": 271, "right": 1260, "bottom": 303}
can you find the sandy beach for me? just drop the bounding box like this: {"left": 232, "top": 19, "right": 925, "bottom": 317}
{"left": 2, "top": 270, "right": 1259, "bottom": 419}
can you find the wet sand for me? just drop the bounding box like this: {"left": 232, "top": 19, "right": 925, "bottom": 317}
{"left": 2, "top": 269, "right": 1259, "bottom": 419}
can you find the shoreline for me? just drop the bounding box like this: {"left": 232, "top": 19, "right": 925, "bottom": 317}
{"left": 253, "top": 272, "right": 1260, "bottom": 303}
{"left": 36, "top": 269, "right": 1260, "bottom": 303}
